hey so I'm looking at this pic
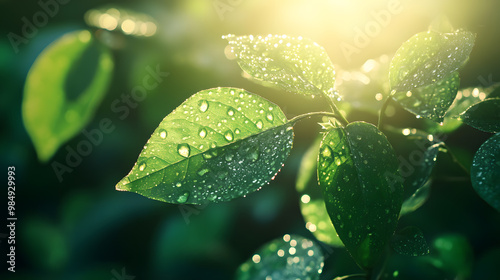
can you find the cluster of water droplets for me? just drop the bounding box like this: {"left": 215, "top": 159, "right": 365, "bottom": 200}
{"left": 393, "top": 72, "right": 460, "bottom": 122}
{"left": 223, "top": 34, "right": 340, "bottom": 100}
{"left": 471, "top": 133, "right": 500, "bottom": 212}
{"left": 236, "top": 234, "right": 324, "bottom": 280}
{"left": 391, "top": 30, "right": 474, "bottom": 91}
{"left": 120, "top": 87, "right": 294, "bottom": 204}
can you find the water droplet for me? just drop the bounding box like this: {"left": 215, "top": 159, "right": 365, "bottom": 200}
{"left": 247, "top": 147, "right": 260, "bottom": 162}
{"left": 227, "top": 109, "right": 235, "bottom": 116}
{"left": 198, "top": 168, "right": 210, "bottom": 176}
{"left": 139, "top": 162, "right": 146, "bottom": 171}
{"left": 256, "top": 120, "right": 263, "bottom": 129}
{"left": 177, "top": 192, "right": 190, "bottom": 203}
{"left": 225, "top": 152, "right": 234, "bottom": 162}
{"left": 224, "top": 130, "right": 234, "bottom": 141}
{"left": 321, "top": 146, "right": 332, "bottom": 158}
{"left": 159, "top": 129, "right": 167, "bottom": 139}
{"left": 175, "top": 182, "right": 182, "bottom": 187}
{"left": 199, "top": 128, "right": 207, "bottom": 139}
{"left": 235, "top": 128, "right": 241, "bottom": 134}
{"left": 208, "top": 193, "right": 218, "bottom": 202}
{"left": 335, "top": 158, "right": 341, "bottom": 166}
{"left": 198, "top": 100, "right": 209, "bottom": 112}
{"left": 177, "top": 144, "right": 191, "bottom": 157}
{"left": 266, "top": 113, "right": 274, "bottom": 122}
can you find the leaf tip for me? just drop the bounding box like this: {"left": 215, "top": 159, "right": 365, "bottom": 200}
{"left": 115, "top": 177, "right": 130, "bottom": 191}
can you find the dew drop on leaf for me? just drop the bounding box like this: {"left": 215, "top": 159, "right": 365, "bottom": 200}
{"left": 159, "top": 129, "right": 167, "bottom": 139}
{"left": 138, "top": 162, "right": 146, "bottom": 171}
{"left": 256, "top": 120, "right": 263, "bottom": 130}
{"left": 199, "top": 100, "right": 209, "bottom": 112}
{"left": 225, "top": 130, "right": 234, "bottom": 141}
{"left": 177, "top": 192, "right": 190, "bottom": 203}
{"left": 199, "top": 128, "right": 207, "bottom": 139}
{"left": 177, "top": 143, "right": 191, "bottom": 158}
{"left": 266, "top": 113, "right": 274, "bottom": 122}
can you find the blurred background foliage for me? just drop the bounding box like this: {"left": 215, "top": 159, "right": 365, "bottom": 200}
{"left": 1, "top": 0, "right": 500, "bottom": 279}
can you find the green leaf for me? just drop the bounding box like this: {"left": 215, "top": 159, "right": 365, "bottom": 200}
{"left": 460, "top": 98, "right": 500, "bottom": 133}
{"left": 318, "top": 122, "right": 404, "bottom": 269}
{"left": 383, "top": 127, "right": 442, "bottom": 200}
{"left": 116, "top": 87, "right": 294, "bottom": 204}
{"left": 400, "top": 180, "right": 431, "bottom": 216}
{"left": 224, "top": 34, "right": 338, "bottom": 100}
{"left": 391, "top": 226, "right": 430, "bottom": 256}
{"left": 425, "top": 86, "right": 497, "bottom": 133}
{"left": 22, "top": 30, "right": 114, "bottom": 162}
{"left": 471, "top": 133, "right": 500, "bottom": 212}
{"left": 390, "top": 30, "right": 474, "bottom": 91}
{"left": 392, "top": 72, "right": 460, "bottom": 122}
{"left": 296, "top": 137, "right": 343, "bottom": 247}
{"left": 236, "top": 234, "right": 324, "bottom": 280}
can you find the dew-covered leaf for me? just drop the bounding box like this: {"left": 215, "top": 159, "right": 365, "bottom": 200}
{"left": 460, "top": 98, "right": 500, "bottom": 133}
{"left": 296, "top": 137, "right": 343, "bottom": 247}
{"left": 236, "top": 234, "right": 324, "bottom": 280}
{"left": 22, "top": 30, "right": 114, "bottom": 162}
{"left": 383, "top": 127, "right": 442, "bottom": 200}
{"left": 390, "top": 30, "right": 474, "bottom": 91}
{"left": 224, "top": 34, "right": 338, "bottom": 100}
{"left": 471, "top": 133, "right": 500, "bottom": 212}
{"left": 318, "top": 122, "right": 404, "bottom": 269}
{"left": 116, "top": 87, "right": 294, "bottom": 205}
{"left": 400, "top": 180, "right": 431, "bottom": 216}
{"left": 392, "top": 72, "right": 460, "bottom": 122}
{"left": 425, "top": 86, "right": 496, "bottom": 133}
{"left": 391, "top": 226, "right": 430, "bottom": 256}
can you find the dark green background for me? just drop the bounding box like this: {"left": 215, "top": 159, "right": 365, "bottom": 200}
{"left": 1, "top": 0, "right": 499, "bottom": 279}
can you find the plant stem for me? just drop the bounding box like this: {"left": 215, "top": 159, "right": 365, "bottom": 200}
{"left": 377, "top": 96, "right": 393, "bottom": 129}
{"left": 326, "top": 95, "right": 350, "bottom": 126}
{"left": 333, "top": 273, "right": 367, "bottom": 280}
{"left": 289, "top": 111, "right": 348, "bottom": 127}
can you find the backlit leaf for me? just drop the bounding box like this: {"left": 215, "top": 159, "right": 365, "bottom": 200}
{"left": 224, "top": 34, "right": 338, "bottom": 100}
{"left": 296, "top": 137, "right": 343, "bottom": 247}
{"left": 390, "top": 30, "right": 474, "bottom": 91}
{"left": 236, "top": 234, "right": 324, "bottom": 280}
{"left": 400, "top": 180, "right": 431, "bottom": 216}
{"left": 116, "top": 87, "right": 294, "bottom": 205}
{"left": 471, "top": 133, "right": 500, "bottom": 212}
{"left": 22, "top": 30, "right": 113, "bottom": 162}
{"left": 384, "top": 127, "right": 442, "bottom": 200}
{"left": 425, "top": 86, "right": 497, "bottom": 133}
{"left": 318, "top": 122, "right": 404, "bottom": 269}
{"left": 392, "top": 72, "right": 460, "bottom": 122}
{"left": 391, "top": 226, "right": 430, "bottom": 256}
{"left": 460, "top": 98, "right": 500, "bottom": 133}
